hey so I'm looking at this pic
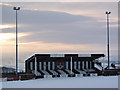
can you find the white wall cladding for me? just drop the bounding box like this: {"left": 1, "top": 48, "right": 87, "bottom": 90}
{"left": 35, "top": 57, "right": 37, "bottom": 75}
{"left": 78, "top": 54, "right": 91, "bottom": 57}
{"left": 50, "top": 54, "right": 65, "bottom": 57}
{"left": 52, "top": 62, "right": 55, "bottom": 70}
{"left": 30, "top": 62, "right": 33, "bottom": 70}
{"left": 48, "top": 62, "right": 50, "bottom": 70}
{"left": 66, "top": 62, "right": 68, "bottom": 69}
{"left": 78, "top": 61, "right": 80, "bottom": 69}
{"left": 39, "top": 62, "right": 42, "bottom": 70}
{"left": 44, "top": 62, "right": 46, "bottom": 70}
{"left": 82, "top": 61, "right": 84, "bottom": 69}
{"left": 74, "top": 61, "right": 76, "bottom": 69}
{"left": 86, "top": 61, "right": 88, "bottom": 69}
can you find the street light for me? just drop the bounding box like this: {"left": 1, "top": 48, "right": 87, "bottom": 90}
{"left": 105, "top": 11, "right": 111, "bottom": 69}
{"left": 13, "top": 7, "right": 20, "bottom": 76}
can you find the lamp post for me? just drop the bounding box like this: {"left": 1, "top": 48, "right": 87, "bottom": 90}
{"left": 13, "top": 7, "right": 20, "bottom": 76}
{"left": 105, "top": 11, "right": 111, "bottom": 69}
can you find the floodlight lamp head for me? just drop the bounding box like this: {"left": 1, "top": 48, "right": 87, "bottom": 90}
{"left": 13, "top": 7, "right": 20, "bottom": 10}
{"left": 106, "top": 11, "right": 111, "bottom": 14}
{"left": 109, "top": 12, "right": 111, "bottom": 14}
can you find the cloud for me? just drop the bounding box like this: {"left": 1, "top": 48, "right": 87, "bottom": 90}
{"left": 2, "top": 4, "right": 94, "bottom": 24}
{"left": 3, "top": 2, "right": 118, "bottom": 19}
{"left": 1, "top": 2, "right": 118, "bottom": 69}
{"left": 2, "top": 4, "right": 118, "bottom": 45}
{"left": 0, "top": 33, "right": 29, "bottom": 44}
{"left": 0, "top": 24, "right": 15, "bottom": 29}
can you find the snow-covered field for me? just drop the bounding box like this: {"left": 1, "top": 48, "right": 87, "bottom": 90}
{"left": 2, "top": 76, "right": 118, "bottom": 88}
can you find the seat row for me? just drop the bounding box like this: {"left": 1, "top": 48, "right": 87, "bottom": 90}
{"left": 32, "top": 69, "right": 98, "bottom": 79}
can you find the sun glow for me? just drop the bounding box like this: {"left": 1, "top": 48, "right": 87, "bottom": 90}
{"left": 0, "top": 25, "right": 15, "bottom": 29}
{"left": 0, "top": 33, "right": 28, "bottom": 43}
{"left": 0, "top": 3, "right": 12, "bottom": 6}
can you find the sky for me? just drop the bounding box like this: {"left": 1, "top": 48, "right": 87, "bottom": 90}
{"left": 0, "top": 2, "right": 118, "bottom": 70}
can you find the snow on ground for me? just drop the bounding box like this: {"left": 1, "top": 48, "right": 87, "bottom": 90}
{"left": 2, "top": 76, "right": 118, "bottom": 88}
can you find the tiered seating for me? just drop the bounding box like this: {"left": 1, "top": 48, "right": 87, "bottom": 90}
{"left": 94, "top": 63, "right": 103, "bottom": 71}
{"left": 83, "top": 69, "right": 97, "bottom": 76}
{"left": 75, "top": 69, "right": 86, "bottom": 74}
{"left": 65, "top": 69, "right": 74, "bottom": 74}
{"left": 40, "top": 70, "right": 50, "bottom": 75}
{"left": 49, "top": 70, "right": 58, "bottom": 75}
{"left": 32, "top": 70, "right": 41, "bottom": 76}
{"left": 57, "top": 70, "right": 68, "bottom": 77}
{"left": 83, "top": 69, "right": 95, "bottom": 73}
{"left": 57, "top": 70, "right": 66, "bottom": 74}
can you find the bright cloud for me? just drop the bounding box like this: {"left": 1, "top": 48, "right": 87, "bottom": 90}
{"left": 0, "top": 3, "right": 12, "bottom": 6}
{"left": 0, "top": 25, "right": 15, "bottom": 29}
{"left": 0, "top": 33, "right": 29, "bottom": 44}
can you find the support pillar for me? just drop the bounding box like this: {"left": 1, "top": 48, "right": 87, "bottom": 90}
{"left": 70, "top": 57, "right": 72, "bottom": 74}
{"left": 35, "top": 56, "right": 37, "bottom": 75}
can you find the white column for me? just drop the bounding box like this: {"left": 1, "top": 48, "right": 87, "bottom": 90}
{"left": 71, "top": 57, "right": 72, "bottom": 74}
{"left": 52, "top": 62, "right": 55, "bottom": 70}
{"left": 74, "top": 61, "right": 76, "bottom": 69}
{"left": 78, "top": 61, "right": 80, "bottom": 69}
{"left": 86, "top": 61, "right": 88, "bottom": 69}
{"left": 66, "top": 62, "right": 68, "bottom": 69}
{"left": 48, "top": 62, "right": 50, "bottom": 70}
{"left": 30, "top": 62, "right": 33, "bottom": 70}
{"left": 82, "top": 61, "right": 84, "bottom": 70}
{"left": 44, "top": 62, "right": 46, "bottom": 70}
{"left": 39, "top": 62, "right": 41, "bottom": 70}
{"left": 35, "top": 56, "right": 37, "bottom": 75}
